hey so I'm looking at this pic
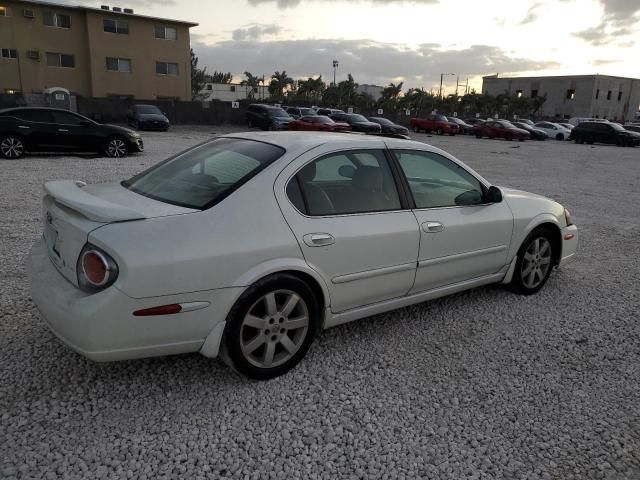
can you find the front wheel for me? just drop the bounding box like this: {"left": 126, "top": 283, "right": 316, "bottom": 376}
{"left": 222, "top": 274, "right": 319, "bottom": 380}
{"left": 412, "top": 125, "right": 420, "bottom": 133}
{"left": 510, "top": 229, "right": 555, "bottom": 295}
{"left": 0, "top": 134, "right": 25, "bottom": 159}
{"left": 505, "top": 134, "right": 513, "bottom": 141}
{"left": 436, "top": 128, "right": 444, "bottom": 135}
{"left": 556, "top": 133, "right": 564, "bottom": 141}
{"left": 104, "top": 137, "right": 128, "bottom": 158}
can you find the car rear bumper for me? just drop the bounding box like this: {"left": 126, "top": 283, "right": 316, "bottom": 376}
{"left": 28, "top": 237, "right": 241, "bottom": 361}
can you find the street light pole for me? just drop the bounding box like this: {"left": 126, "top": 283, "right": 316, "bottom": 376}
{"left": 332, "top": 60, "right": 339, "bottom": 87}
{"left": 439, "top": 72, "right": 455, "bottom": 100}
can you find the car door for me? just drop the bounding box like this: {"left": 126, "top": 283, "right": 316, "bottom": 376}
{"left": 50, "top": 110, "right": 99, "bottom": 152}
{"left": 390, "top": 148, "right": 513, "bottom": 293}
{"left": 276, "top": 145, "right": 420, "bottom": 313}
{"left": 12, "top": 109, "right": 58, "bottom": 150}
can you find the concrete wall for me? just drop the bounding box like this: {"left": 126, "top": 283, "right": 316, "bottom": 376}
{"left": 482, "top": 75, "right": 640, "bottom": 121}
{"left": 0, "top": 0, "right": 193, "bottom": 100}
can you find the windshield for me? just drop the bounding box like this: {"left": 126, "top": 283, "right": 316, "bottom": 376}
{"left": 300, "top": 108, "right": 315, "bottom": 116}
{"left": 371, "top": 117, "right": 393, "bottom": 125}
{"left": 348, "top": 114, "right": 368, "bottom": 122}
{"left": 448, "top": 118, "right": 462, "bottom": 125}
{"left": 123, "top": 138, "right": 285, "bottom": 209}
{"left": 268, "top": 107, "right": 291, "bottom": 119}
{"left": 610, "top": 123, "right": 625, "bottom": 131}
{"left": 136, "top": 105, "right": 162, "bottom": 114}
{"left": 315, "top": 116, "right": 334, "bottom": 124}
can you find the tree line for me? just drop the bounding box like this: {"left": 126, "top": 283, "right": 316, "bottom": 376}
{"left": 190, "top": 50, "right": 547, "bottom": 118}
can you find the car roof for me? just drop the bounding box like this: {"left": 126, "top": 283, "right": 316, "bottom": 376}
{"left": 0, "top": 106, "right": 74, "bottom": 113}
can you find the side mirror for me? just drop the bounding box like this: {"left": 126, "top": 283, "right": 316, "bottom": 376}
{"left": 486, "top": 185, "right": 503, "bottom": 203}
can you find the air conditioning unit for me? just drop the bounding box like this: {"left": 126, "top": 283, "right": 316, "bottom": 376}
{"left": 100, "top": 5, "right": 110, "bottom": 10}
{"left": 112, "top": 7, "right": 122, "bottom": 12}
{"left": 27, "top": 50, "right": 40, "bottom": 60}
{"left": 23, "top": 8, "right": 35, "bottom": 18}
{"left": 123, "top": 8, "right": 133, "bottom": 14}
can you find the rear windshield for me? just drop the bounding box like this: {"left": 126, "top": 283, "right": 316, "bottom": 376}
{"left": 136, "top": 105, "right": 162, "bottom": 114}
{"left": 267, "top": 107, "right": 290, "bottom": 118}
{"left": 123, "top": 138, "right": 285, "bottom": 209}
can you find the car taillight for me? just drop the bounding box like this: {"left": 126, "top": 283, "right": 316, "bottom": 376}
{"left": 77, "top": 244, "right": 118, "bottom": 292}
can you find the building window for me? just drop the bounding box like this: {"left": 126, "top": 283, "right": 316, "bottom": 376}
{"left": 206, "top": 84, "right": 212, "bottom": 90}
{"left": 156, "top": 62, "right": 178, "bottom": 75}
{"left": 618, "top": 91, "right": 623, "bottom": 101}
{"left": 43, "top": 12, "right": 71, "bottom": 28}
{"left": 607, "top": 90, "right": 612, "bottom": 100}
{"left": 566, "top": 89, "right": 575, "bottom": 100}
{"left": 154, "top": 25, "right": 177, "bottom": 40}
{"left": 103, "top": 19, "right": 129, "bottom": 34}
{"left": 106, "top": 57, "right": 131, "bottom": 72}
{"left": 530, "top": 89, "right": 538, "bottom": 98}
{"left": 0, "top": 6, "right": 10, "bottom": 16}
{"left": 230, "top": 85, "right": 236, "bottom": 92}
{"left": 46, "top": 52, "right": 75, "bottom": 68}
{"left": 1, "top": 48, "right": 17, "bottom": 59}
{"left": 595, "top": 89, "right": 599, "bottom": 99}
{"left": 516, "top": 90, "right": 523, "bottom": 98}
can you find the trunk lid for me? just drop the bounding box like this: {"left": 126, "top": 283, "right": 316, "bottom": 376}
{"left": 41, "top": 180, "right": 197, "bottom": 286}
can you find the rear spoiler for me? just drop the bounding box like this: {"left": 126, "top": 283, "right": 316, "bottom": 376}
{"left": 44, "top": 180, "right": 147, "bottom": 223}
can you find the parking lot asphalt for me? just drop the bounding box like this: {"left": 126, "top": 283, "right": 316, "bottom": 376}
{"left": 1, "top": 126, "right": 639, "bottom": 479}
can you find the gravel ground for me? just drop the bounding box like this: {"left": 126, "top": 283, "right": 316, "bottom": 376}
{"left": 1, "top": 126, "right": 639, "bottom": 479}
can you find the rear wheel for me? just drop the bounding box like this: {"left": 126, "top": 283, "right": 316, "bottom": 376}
{"left": 510, "top": 228, "right": 555, "bottom": 295}
{"left": 413, "top": 125, "right": 420, "bottom": 133}
{"left": 436, "top": 127, "right": 444, "bottom": 135}
{"left": 505, "top": 133, "right": 513, "bottom": 141}
{"left": 104, "top": 137, "right": 128, "bottom": 158}
{"left": 556, "top": 133, "right": 564, "bottom": 141}
{"left": 0, "top": 134, "right": 25, "bottom": 159}
{"left": 222, "top": 274, "right": 320, "bottom": 380}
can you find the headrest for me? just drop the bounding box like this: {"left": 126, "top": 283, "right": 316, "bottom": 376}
{"left": 353, "top": 166, "right": 383, "bottom": 190}
{"left": 299, "top": 162, "right": 316, "bottom": 182}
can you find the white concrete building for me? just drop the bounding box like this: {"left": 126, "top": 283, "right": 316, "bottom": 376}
{"left": 200, "top": 83, "right": 271, "bottom": 102}
{"left": 482, "top": 74, "right": 640, "bottom": 122}
{"left": 356, "top": 84, "right": 385, "bottom": 101}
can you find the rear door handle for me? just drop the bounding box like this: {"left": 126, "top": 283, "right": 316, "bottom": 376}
{"left": 58, "top": 129, "right": 69, "bottom": 132}
{"left": 303, "top": 233, "right": 335, "bottom": 247}
{"left": 422, "top": 221, "right": 444, "bottom": 233}
{"left": 19, "top": 125, "right": 30, "bottom": 129}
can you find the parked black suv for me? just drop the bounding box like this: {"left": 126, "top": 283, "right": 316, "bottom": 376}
{"left": 0, "top": 107, "right": 143, "bottom": 159}
{"left": 570, "top": 121, "right": 640, "bottom": 147}
{"left": 246, "top": 104, "right": 293, "bottom": 130}
{"left": 126, "top": 104, "right": 170, "bottom": 131}
{"left": 329, "top": 113, "right": 382, "bottom": 133}
{"left": 367, "top": 117, "right": 409, "bottom": 136}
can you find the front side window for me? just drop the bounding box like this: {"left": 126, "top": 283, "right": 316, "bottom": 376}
{"left": 123, "top": 138, "right": 284, "bottom": 209}
{"left": 106, "top": 57, "right": 131, "bottom": 72}
{"left": 46, "top": 52, "right": 75, "bottom": 68}
{"left": 43, "top": 12, "right": 71, "bottom": 28}
{"left": 154, "top": 25, "right": 177, "bottom": 40}
{"left": 51, "top": 111, "right": 85, "bottom": 125}
{"left": 12, "top": 109, "right": 55, "bottom": 123}
{"left": 393, "top": 150, "right": 484, "bottom": 209}
{"left": 1, "top": 48, "right": 17, "bottom": 59}
{"left": 156, "top": 62, "right": 178, "bottom": 75}
{"left": 103, "top": 19, "right": 129, "bottom": 34}
{"left": 289, "top": 150, "right": 401, "bottom": 216}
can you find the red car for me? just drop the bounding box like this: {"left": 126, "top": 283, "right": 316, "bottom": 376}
{"left": 409, "top": 114, "right": 459, "bottom": 135}
{"left": 473, "top": 120, "right": 530, "bottom": 141}
{"left": 288, "top": 115, "right": 351, "bottom": 132}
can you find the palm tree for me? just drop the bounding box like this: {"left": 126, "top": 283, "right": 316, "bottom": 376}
{"left": 208, "top": 71, "right": 233, "bottom": 84}
{"left": 269, "top": 71, "right": 294, "bottom": 98}
{"left": 240, "top": 72, "right": 261, "bottom": 99}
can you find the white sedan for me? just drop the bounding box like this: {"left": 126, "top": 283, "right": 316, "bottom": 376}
{"left": 28, "top": 133, "right": 578, "bottom": 379}
{"left": 534, "top": 122, "right": 572, "bottom": 140}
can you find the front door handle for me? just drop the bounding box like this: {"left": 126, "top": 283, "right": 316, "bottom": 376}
{"left": 58, "top": 129, "right": 69, "bottom": 132}
{"left": 422, "top": 221, "right": 444, "bottom": 233}
{"left": 303, "top": 233, "right": 335, "bottom": 247}
{"left": 18, "top": 125, "right": 30, "bottom": 129}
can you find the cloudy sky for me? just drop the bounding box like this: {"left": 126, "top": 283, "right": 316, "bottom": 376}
{"left": 63, "top": 0, "right": 639, "bottom": 92}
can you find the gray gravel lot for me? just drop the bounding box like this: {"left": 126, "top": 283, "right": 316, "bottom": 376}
{"left": 1, "top": 126, "right": 639, "bottom": 479}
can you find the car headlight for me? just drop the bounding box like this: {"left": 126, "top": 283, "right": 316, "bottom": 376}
{"left": 564, "top": 208, "right": 573, "bottom": 226}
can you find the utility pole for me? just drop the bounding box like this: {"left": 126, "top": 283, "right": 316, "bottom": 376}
{"left": 439, "top": 73, "right": 455, "bottom": 100}
{"left": 332, "top": 60, "right": 339, "bottom": 87}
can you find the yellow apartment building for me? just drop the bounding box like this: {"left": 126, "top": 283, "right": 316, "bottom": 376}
{"left": 0, "top": 0, "right": 197, "bottom": 100}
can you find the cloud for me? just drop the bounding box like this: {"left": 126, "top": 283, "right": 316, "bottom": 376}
{"left": 247, "top": 0, "right": 437, "bottom": 8}
{"left": 519, "top": 2, "right": 540, "bottom": 25}
{"left": 573, "top": 0, "right": 640, "bottom": 45}
{"left": 191, "top": 38, "right": 559, "bottom": 89}
{"left": 591, "top": 58, "right": 618, "bottom": 66}
{"left": 232, "top": 24, "right": 282, "bottom": 41}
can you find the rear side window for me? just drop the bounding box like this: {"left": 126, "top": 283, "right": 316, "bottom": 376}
{"left": 287, "top": 150, "right": 401, "bottom": 216}
{"left": 12, "top": 109, "right": 54, "bottom": 123}
{"left": 124, "top": 138, "right": 285, "bottom": 209}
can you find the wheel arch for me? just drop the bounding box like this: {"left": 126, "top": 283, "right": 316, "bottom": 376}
{"left": 525, "top": 219, "right": 562, "bottom": 267}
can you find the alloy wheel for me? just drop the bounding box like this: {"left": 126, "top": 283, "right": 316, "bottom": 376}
{"left": 0, "top": 136, "right": 24, "bottom": 159}
{"left": 239, "top": 289, "right": 309, "bottom": 369}
{"left": 106, "top": 138, "right": 127, "bottom": 158}
{"left": 520, "top": 237, "right": 552, "bottom": 289}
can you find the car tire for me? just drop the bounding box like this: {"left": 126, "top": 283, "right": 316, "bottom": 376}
{"left": 509, "top": 227, "right": 555, "bottom": 295}
{"left": 505, "top": 134, "right": 513, "bottom": 141}
{"left": 436, "top": 128, "right": 444, "bottom": 135}
{"left": 104, "top": 136, "right": 129, "bottom": 158}
{"left": 222, "top": 273, "right": 320, "bottom": 380}
{"left": 475, "top": 132, "right": 482, "bottom": 139}
{"left": 0, "top": 134, "right": 26, "bottom": 159}
{"left": 413, "top": 125, "right": 420, "bottom": 133}
{"left": 556, "top": 133, "right": 564, "bottom": 141}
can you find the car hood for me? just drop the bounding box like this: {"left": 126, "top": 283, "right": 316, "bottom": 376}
{"left": 622, "top": 130, "right": 640, "bottom": 137}
{"left": 138, "top": 113, "right": 169, "bottom": 122}
{"left": 331, "top": 122, "right": 351, "bottom": 128}
{"left": 103, "top": 124, "right": 139, "bottom": 136}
